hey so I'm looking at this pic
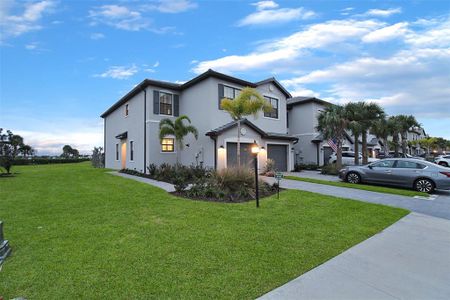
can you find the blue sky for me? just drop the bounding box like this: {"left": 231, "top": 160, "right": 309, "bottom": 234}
{"left": 1, "top": 0, "right": 449, "bottom": 155}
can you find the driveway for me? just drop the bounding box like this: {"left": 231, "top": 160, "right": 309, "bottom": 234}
{"left": 259, "top": 213, "right": 450, "bottom": 300}
{"left": 264, "top": 176, "right": 450, "bottom": 220}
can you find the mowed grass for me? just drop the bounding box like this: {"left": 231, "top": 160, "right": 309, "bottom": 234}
{"left": 284, "top": 175, "right": 427, "bottom": 197}
{"left": 0, "top": 163, "right": 408, "bottom": 299}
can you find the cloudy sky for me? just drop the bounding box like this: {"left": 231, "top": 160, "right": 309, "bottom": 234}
{"left": 1, "top": 0, "right": 449, "bottom": 155}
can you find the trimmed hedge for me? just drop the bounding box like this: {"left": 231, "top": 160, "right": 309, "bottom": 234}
{"left": 12, "top": 158, "right": 90, "bottom": 165}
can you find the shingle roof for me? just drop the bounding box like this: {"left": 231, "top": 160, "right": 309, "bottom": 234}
{"left": 206, "top": 119, "right": 298, "bottom": 141}
{"left": 286, "top": 96, "right": 331, "bottom": 108}
{"left": 100, "top": 69, "right": 291, "bottom": 118}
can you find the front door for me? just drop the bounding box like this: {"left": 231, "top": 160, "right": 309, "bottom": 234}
{"left": 121, "top": 142, "right": 127, "bottom": 169}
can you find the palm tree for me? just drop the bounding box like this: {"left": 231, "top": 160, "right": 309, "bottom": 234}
{"left": 220, "top": 87, "right": 271, "bottom": 166}
{"left": 317, "top": 105, "right": 348, "bottom": 170}
{"left": 395, "top": 115, "right": 420, "bottom": 155}
{"left": 388, "top": 116, "right": 402, "bottom": 157}
{"left": 370, "top": 117, "right": 392, "bottom": 156}
{"left": 360, "top": 102, "right": 385, "bottom": 164}
{"left": 159, "top": 115, "right": 198, "bottom": 165}
{"left": 345, "top": 102, "right": 364, "bottom": 165}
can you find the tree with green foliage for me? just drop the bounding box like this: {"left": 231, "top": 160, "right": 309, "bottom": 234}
{"left": 359, "top": 102, "right": 385, "bottom": 164}
{"left": 19, "top": 144, "right": 35, "bottom": 157}
{"left": 371, "top": 117, "right": 393, "bottom": 156}
{"left": 159, "top": 115, "right": 198, "bottom": 165}
{"left": 220, "top": 87, "right": 271, "bottom": 166}
{"left": 317, "top": 105, "right": 349, "bottom": 170}
{"left": 418, "top": 137, "right": 437, "bottom": 156}
{"left": 0, "top": 129, "right": 29, "bottom": 174}
{"left": 394, "top": 115, "right": 421, "bottom": 155}
{"left": 345, "top": 102, "right": 365, "bottom": 165}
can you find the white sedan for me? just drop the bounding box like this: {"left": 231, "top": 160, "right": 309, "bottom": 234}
{"left": 435, "top": 155, "right": 450, "bottom": 167}
{"left": 328, "top": 151, "right": 379, "bottom": 165}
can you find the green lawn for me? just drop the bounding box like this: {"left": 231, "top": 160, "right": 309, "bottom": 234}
{"left": 0, "top": 163, "right": 408, "bottom": 299}
{"left": 284, "top": 175, "right": 427, "bottom": 197}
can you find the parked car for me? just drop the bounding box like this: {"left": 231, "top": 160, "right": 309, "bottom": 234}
{"left": 339, "top": 158, "right": 450, "bottom": 193}
{"left": 378, "top": 152, "right": 424, "bottom": 160}
{"left": 328, "top": 151, "right": 378, "bottom": 165}
{"left": 435, "top": 155, "right": 450, "bottom": 167}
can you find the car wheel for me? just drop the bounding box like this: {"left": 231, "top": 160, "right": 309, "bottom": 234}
{"left": 346, "top": 172, "right": 361, "bottom": 184}
{"left": 414, "top": 178, "right": 435, "bottom": 193}
{"left": 438, "top": 161, "right": 449, "bottom": 167}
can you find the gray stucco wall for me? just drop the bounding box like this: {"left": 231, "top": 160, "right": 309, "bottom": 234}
{"left": 104, "top": 76, "right": 291, "bottom": 171}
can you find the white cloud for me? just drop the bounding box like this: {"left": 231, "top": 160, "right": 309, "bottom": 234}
{"left": 90, "top": 32, "right": 105, "bottom": 40}
{"left": 405, "top": 17, "right": 450, "bottom": 48}
{"left": 0, "top": 0, "right": 56, "bottom": 41}
{"left": 149, "top": 0, "right": 197, "bottom": 13}
{"left": 364, "top": 8, "right": 402, "bottom": 17}
{"left": 237, "top": 1, "right": 315, "bottom": 26}
{"left": 88, "top": 5, "right": 150, "bottom": 31}
{"left": 25, "top": 42, "right": 38, "bottom": 50}
{"left": 95, "top": 65, "right": 138, "bottom": 79}
{"left": 282, "top": 47, "right": 450, "bottom": 118}
{"left": 253, "top": 1, "right": 279, "bottom": 10}
{"left": 193, "top": 19, "right": 382, "bottom": 73}
{"left": 362, "top": 22, "right": 409, "bottom": 43}
{"left": 153, "top": 61, "right": 160, "bottom": 67}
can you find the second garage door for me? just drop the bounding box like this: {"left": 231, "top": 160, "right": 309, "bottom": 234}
{"left": 267, "top": 144, "right": 288, "bottom": 171}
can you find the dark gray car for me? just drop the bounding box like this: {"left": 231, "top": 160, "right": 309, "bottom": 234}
{"left": 339, "top": 158, "right": 450, "bottom": 193}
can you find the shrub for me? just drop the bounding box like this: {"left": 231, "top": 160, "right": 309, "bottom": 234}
{"left": 12, "top": 158, "right": 90, "bottom": 165}
{"left": 320, "top": 163, "right": 340, "bottom": 175}
{"left": 147, "top": 163, "right": 157, "bottom": 176}
{"left": 264, "top": 159, "right": 276, "bottom": 174}
{"left": 294, "top": 163, "right": 319, "bottom": 172}
{"left": 91, "top": 147, "right": 104, "bottom": 168}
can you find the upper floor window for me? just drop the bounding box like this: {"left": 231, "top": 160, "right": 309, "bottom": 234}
{"left": 160, "top": 92, "right": 173, "bottom": 115}
{"left": 219, "top": 84, "right": 241, "bottom": 109}
{"left": 125, "top": 104, "right": 129, "bottom": 117}
{"left": 264, "top": 96, "right": 278, "bottom": 119}
{"left": 161, "top": 138, "right": 174, "bottom": 152}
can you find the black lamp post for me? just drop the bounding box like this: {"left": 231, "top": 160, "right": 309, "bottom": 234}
{"left": 251, "top": 141, "right": 261, "bottom": 208}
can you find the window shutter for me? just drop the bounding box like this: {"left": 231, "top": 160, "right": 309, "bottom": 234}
{"left": 218, "top": 84, "right": 224, "bottom": 110}
{"left": 173, "top": 94, "right": 179, "bottom": 116}
{"left": 153, "top": 90, "right": 160, "bottom": 115}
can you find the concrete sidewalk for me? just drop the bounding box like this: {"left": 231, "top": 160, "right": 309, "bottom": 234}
{"left": 263, "top": 176, "right": 450, "bottom": 220}
{"left": 284, "top": 170, "right": 341, "bottom": 182}
{"left": 259, "top": 213, "right": 450, "bottom": 300}
{"left": 108, "top": 171, "right": 175, "bottom": 192}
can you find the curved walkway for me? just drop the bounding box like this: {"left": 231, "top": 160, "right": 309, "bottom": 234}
{"left": 263, "top": 176, "right": 450, "bottom": 220}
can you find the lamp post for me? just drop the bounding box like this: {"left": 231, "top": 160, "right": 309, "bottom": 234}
{"left": 251, "top": 141, "right": 261, "bottom": 208}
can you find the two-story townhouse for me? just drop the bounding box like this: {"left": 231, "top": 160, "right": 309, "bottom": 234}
{"left": 407, "top": 126, "right": 427, "bottom": 155}
{"left": 101, "top": 69, "right": 298, "bottom": 173}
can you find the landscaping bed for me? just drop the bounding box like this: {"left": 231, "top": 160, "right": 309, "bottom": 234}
{"left": 0, "top": 162, "right": 408, "bottom": 299}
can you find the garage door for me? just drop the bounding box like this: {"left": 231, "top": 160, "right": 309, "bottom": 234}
{"left": 267, "top": 144, "right": 288, "bottom": 171}
{"left": 227, "top": 142, "right": 254, "bottom": 168}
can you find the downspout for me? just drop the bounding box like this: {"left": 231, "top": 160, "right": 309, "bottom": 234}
{"left": 316, "top": 143, "right": 320, "bottom": 166}
{"left": 213, "top": 137, "right": 217, "bottom": 170}
{"left": 143, "top": 87, "right": 147, "bottom": 173}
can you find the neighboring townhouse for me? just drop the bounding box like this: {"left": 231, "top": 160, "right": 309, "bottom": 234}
{"left": 407, "top": 126, "right": 427, "bottom": 155}
{"left": 101, "top": 69, "right": 298, "bottom": 173}
{"left": 287, "top": 97, "right": 360, "bottom": 166}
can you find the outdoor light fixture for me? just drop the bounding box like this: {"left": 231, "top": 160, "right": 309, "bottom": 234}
{"left": 219, "top": 145, "right": 224, "bottom": 149}
{"left": 251, "top": 141, "right": 260, "bottom": 208}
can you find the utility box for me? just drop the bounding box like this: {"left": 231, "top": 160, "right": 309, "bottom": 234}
{"left": 0, "top": 221, "right": 12, "bottom": 268}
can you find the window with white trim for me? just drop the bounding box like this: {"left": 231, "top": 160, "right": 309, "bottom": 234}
{"left": 161, "top": 138, "right": 175, "bottom": 152}
{"left": 264, "top": 96, "right": 278, "bottom": 119}
{"left": 159, "top": 92, "right": 173, "bottom": 115}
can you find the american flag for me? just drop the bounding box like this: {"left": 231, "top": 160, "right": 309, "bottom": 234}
{"left": 327, "top": 138, "right": 338, "bottom": 152}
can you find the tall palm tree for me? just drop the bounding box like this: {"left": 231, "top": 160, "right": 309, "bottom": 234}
{"left": 221, "top": 87, "right": 271, "bottom": 166}
{"left": 345, "top": 102, "right": 364, "bottom": 165}
{"left": 395, "top": 115, "right": 420, "bottom": 155}
{"left": 159, "top": 115, "right": 198, "bottom": 165}
{"left": 370, "top": 117, "right": 392, "bottom": 156}
{"left": 317, "top": 105, "right": 348, "bottom": 170}
{"left": 388, "top": 116, "right": 402, "bottom": 157}
{"left": 360, "top": 102, "right": 385, "bottom": 164}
